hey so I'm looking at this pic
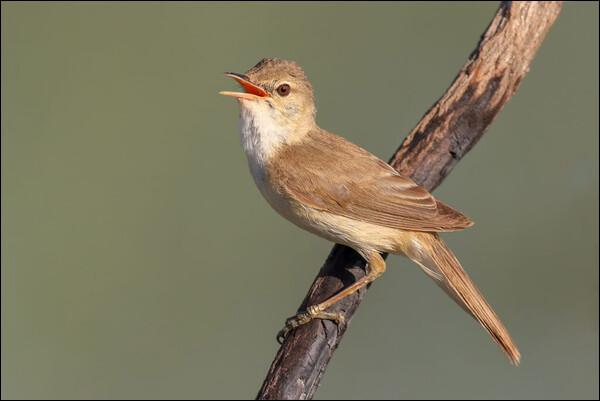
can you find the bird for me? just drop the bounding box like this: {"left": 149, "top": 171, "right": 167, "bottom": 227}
{"left": 220, "top": 58, "right": 520, "bottom": 365}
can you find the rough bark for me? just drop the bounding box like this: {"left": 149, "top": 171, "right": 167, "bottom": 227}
{"left": 257, "top": 2, "right": 563, "bottom": 400}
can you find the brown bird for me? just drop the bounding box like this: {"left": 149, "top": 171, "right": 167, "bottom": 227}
{"left": 220, "top": 58, "right": 520, "bottom": 365}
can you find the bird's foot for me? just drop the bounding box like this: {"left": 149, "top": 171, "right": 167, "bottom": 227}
{"left": 276, "top": 305, "right": 346, "bottom": 344}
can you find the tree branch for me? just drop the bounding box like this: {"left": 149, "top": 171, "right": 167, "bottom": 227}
{"left": 257, "top": 2, "right": 563, "bottom": 400}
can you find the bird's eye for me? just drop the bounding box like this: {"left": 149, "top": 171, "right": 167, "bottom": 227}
{"left": 276, "top": 83, "right": 291, "bottom": 97}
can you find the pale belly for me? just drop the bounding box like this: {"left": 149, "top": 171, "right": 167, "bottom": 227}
{"left": 253, "top": 173, "right": 407, "bottom": 258}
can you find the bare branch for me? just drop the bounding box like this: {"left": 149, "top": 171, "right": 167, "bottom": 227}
{"left": 257, "top": 2, "right": 563, "bottom": 400}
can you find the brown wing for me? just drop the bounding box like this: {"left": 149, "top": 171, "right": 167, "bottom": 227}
{"left": 269, "top": 129, "right": 473, "bottom": 232}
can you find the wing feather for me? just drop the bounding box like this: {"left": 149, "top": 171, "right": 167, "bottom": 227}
{"left": 270, "top": 129, "right": 473, "bottom": 232}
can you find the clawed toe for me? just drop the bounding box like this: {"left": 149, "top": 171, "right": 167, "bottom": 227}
{"left": 275, "top": 307, "right": 346, "bottom": 344}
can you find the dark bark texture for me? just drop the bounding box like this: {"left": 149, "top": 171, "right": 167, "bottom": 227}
{"left": 257, "top": 2, "right": 563, "bottom": 400}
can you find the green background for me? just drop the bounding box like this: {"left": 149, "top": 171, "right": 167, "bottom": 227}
{"left": 2, "top": 2, "right": 598, "bottom": 399}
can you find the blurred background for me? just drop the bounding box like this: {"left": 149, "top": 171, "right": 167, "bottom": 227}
{"left": 1, "top": 2, "right": 598, "bottom": 399}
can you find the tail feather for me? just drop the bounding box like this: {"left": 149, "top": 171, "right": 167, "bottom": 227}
{"left": 408, "top": 233, "right": 521, "bottom": 365}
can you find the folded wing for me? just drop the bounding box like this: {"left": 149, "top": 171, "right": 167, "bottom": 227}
{"left": 271, "top": 129, "right": 473, "bottom": 232}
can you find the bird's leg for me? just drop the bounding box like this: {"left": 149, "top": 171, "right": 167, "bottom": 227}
{"left": 277, "top": 252, "right": 386, "bottom": 343}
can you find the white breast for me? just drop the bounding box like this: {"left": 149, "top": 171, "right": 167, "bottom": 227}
{"left": 237, "top": 100, "right": 296, "bottom": 219}
{"left": 238, "top": 100, "right": 289, "bottom": 183}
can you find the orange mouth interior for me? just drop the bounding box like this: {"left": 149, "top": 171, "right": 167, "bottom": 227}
{"left": 220, "top": 73, "right": 269, "bottom": 99}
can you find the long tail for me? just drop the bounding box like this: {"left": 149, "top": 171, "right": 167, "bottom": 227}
{"left": 406, "top": 233, "right": 521, "bottom": 365}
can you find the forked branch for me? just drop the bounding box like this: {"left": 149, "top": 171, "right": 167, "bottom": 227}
{"left": 257, "top": 2, "right": 563, "bottom": 400}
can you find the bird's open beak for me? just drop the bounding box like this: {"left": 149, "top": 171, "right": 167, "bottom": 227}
{"left": 219, "top": 72, "right": 270, "bottom": 100}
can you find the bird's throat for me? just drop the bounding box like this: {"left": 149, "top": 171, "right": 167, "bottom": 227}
{"left": 237, "top": 100, "right": 312, "bottom": 178}
{"left": 239, "top": 101, "right": 288, "bottom": 164}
